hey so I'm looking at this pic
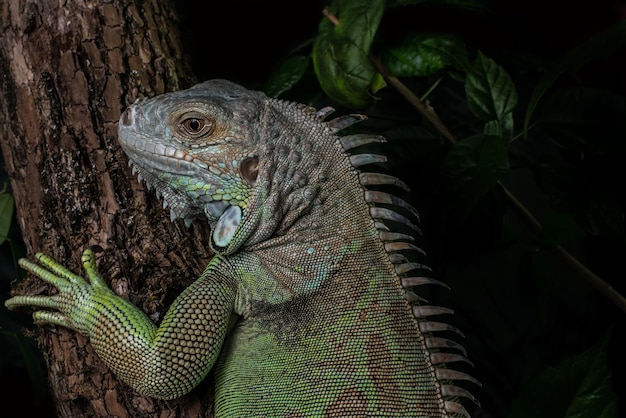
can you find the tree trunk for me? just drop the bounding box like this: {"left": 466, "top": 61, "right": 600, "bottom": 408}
{"left": 0, "top": 1, "right": 216, "bottom": 416}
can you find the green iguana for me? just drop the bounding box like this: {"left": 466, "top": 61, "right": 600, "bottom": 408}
{"left": 5, "top": 80, "right": 479, "bottom": 417}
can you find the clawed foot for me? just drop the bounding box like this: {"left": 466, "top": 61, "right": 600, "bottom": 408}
{"left": 5, "top": 248, "right": 114, "bottom": 335}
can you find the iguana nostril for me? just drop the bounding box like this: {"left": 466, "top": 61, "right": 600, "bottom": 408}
{"left": 120, "top": 107, "right": 134, "bottom": 126}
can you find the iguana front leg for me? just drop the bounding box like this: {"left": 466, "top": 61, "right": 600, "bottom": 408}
{"left": 5, "top": 249, "right": 237, "bottom": 400}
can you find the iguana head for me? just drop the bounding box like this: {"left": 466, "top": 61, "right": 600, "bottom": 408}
{"left": 119, "top": 79, "right": 366, "bottom": 257}
{"left": 118, "top": 80, "right": 266, "bottom": 250}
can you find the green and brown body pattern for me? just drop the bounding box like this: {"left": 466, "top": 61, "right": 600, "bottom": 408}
{"left": 6, "top": 80, "right": 479, "bottom": 417}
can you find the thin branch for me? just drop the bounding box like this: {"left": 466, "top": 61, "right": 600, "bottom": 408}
{"left": 322, "top": 9, "right": 626, "bottom": 314}
{"left": 503, "top": 186, "right": 626, "bottom": 313}
{"left": 322, "top": 7, "right": 340, "bottom": 26}
{"left": 369, "top": 57, "right": 458, "bottom": 145}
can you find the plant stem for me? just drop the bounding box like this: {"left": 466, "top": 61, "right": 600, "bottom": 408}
{"left": 503, "top": 186, "right": 626, "bottom": 313}
{"left": 369, "top": 58, "right": 458, "bottom": 145}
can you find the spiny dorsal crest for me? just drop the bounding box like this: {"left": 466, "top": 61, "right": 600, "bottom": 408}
{"left": 320, "top": 106, "right": 480, "bottom": 418}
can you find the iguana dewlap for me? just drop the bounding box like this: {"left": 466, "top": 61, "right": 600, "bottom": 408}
{"left": 6, "top": 80, "right": 478, "bottom": 417}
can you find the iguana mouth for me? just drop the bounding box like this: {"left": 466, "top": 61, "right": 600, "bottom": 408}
{"left": 119, "top": 106, "right": 209, "bottom": 177}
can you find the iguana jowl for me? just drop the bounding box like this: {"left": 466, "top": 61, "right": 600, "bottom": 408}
{"left": 6, "top": 80, "right": 479, "bottom": 417}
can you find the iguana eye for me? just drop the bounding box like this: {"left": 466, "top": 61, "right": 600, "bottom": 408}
{"left": 176, "top": 114, "right": 215, "bottom": 141}
{"left": 180, "top": 116, "right": 213, "bottom": 138}
{"left": 169, "top": 106, "right": 225, "bottom": 147}
{"left": 183, "top": 118, "right": 203, "bottom": 133}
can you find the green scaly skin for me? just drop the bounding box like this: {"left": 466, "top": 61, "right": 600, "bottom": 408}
{"left": 6, "top": 80, "right": 478, "bottom": 417}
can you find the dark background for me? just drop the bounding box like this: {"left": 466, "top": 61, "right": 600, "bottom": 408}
{"left": 2, "top": 0, "right": 625, "bottom": 416}
{"left": 177, "top": 0, "right": 625, "bottom": 94}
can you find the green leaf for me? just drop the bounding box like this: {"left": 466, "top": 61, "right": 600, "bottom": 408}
{"left": 380, "top": 33, "right": 468, "bottom": 77}
{"left": 523, "top": 20, "right": 626, "bottom": 137}
{"left": 484, "top": 112, "right": 513, "bottom": 139}
{"left": 539, "top": 210, "right": 585, "bottom": 247}
{"left": 261, "top": 55, "right": 310, "bottom": 98}
{"left": 312, "top": 0, "right": 385, "bottom": 108}
{"left": 465, "top": 51, "right": 518, "bottom": 121}
{"left": 0, "top": 191, "right": 14, "bottom": 246}
{"left": 441, "top": 134, "right": 509, "bottom": 211}
{"left": 507, "top": 333, "right": 617, "bottom": 418}
{"left": 539, "top": 87, "right": 626, "bottom": 155}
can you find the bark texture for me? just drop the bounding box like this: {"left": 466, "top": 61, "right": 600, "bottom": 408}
{"left": 0, "top": 1, "right": 216, "bottom": 416}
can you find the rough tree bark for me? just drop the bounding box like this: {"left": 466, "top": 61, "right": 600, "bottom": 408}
{"left": 0, "top": 1, "right": 216, "bottom": 416}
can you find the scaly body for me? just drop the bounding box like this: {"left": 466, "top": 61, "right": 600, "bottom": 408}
{"left": 6, "top": 80, "right": 478, "bottom": 417}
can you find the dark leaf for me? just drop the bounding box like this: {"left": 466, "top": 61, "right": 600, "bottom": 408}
{"left": 380, "top": 33, "right": 468, "bottom": 77}
{"left": 507, "top": 333, "right": 617, "bottom": 418}
{"left": 312, "top": 0, "right": 385, "bottom": 108}
{"left": 441, "top": 134, "right": 509, "bottom": 212}
{"left": 484, "top": 112, "right": 513, "bottom": 139}
{"left": 465, "top": 51, "right": 518, "bottom": 121}
{"left": 524, "top": 20, "right": 626, "bottom": 136}
{"left": 539, "top": 210, "right": 585, "bottom": 247}
{"left": 262, "top": 55, "right": 310, "bottom": 98}
{"left": 533, "top": 162, "right": 624, "bottom": 240}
